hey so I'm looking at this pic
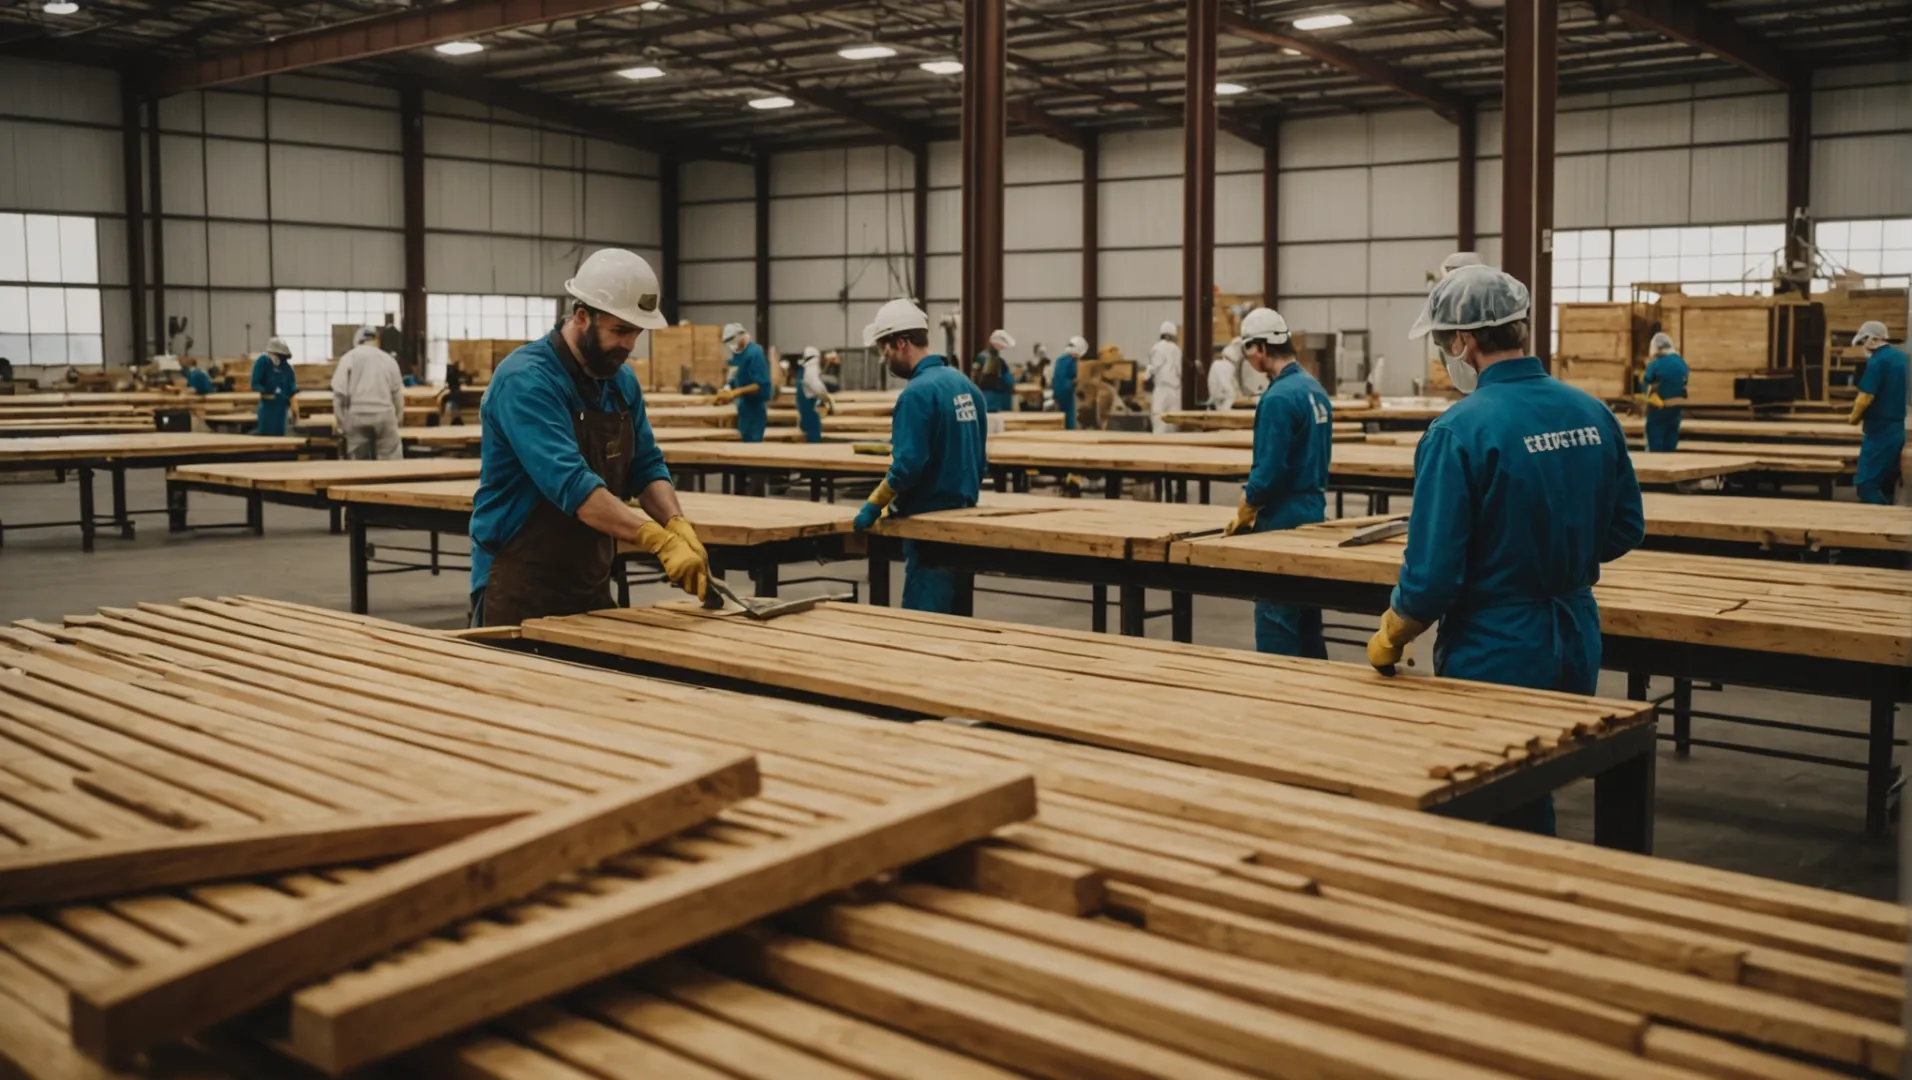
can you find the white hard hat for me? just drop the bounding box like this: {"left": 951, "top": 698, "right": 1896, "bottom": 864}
{"left": 862, "top": 298, "right": 929, "bottom": 346}
{"left": 720, "top": 322, "right": 748, "bottom": 344}
{"left": 1238, "top": 307, "right": 1291, "bottom": 347}
{"left": 1066, "top": 335, "right": 1089, "bottom": 356}
{"left": 264, "top": 336, "right": 291, "bottom": 357}
{"left": 989, "top": 328, "right": 1015, "bottom": 349}
{"left": 565, "top": 248, "right": 667, "bottom": 330}
{"left": 1650, "top": 331, "right": 1676, "bottom": 355}
{"left": 1853, "top": 320, "right": 1890, "bottom": 348}
{"left": 1222, "top": 338, "right": 1243, "bottom": 363}
{"left": 802, "top": 346, "right": 820, "bottom": 361}
{"left": 1410, "top": 265, "right": 1530, "bottom": 339}
{"left": 1159, "top": 320, "right": 1178, "bottom": 338}
{"left": 355, "top": 325, "right": 378, "bottom": 345}
{"left": 1440, "top": 251, "right": 1484, "bottom": 276}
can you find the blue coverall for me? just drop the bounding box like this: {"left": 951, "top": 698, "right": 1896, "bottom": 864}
{"left": 469, "top": 335, "right": 671, "bottom": 600}
{"left": 1392, "top": 356, "right": 1646, "bottom": 835}
{"left": 250, "top": 354, "right": 298, "bottom": 436}
{"left": 1244, "top": 363, "right": 1335, "bottom": 657}
{"left": 794, "top": 366, "right": 823, "bottom": 443}
{"left": 727, "top": 342, "right": 772, "bottom": 443}
{"left": 883, "top": 355, "right": 989, "bottom": 612}
{"left": 974, "top": 349, "right": 1016, "bottom": 417}
{"left": 1855, "top": 344, "right": 1908, "bottom": 505}
{"left": 185, "top": 368, "right": 214, "bottom": 394}
{"left": 1051, "top": 352, "right": 1078, "bottom": 431}
{"left": 1638, "top": 351, "right": 1689, "bottom": 452}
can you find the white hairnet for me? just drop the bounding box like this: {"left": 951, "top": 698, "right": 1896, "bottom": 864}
{"left": 802, "top": 345, "right": 820, "bottom": 361}
{"left": 355, "top": 325, "right": 378, "bottom": 345}
{"left": 1440, "top": 251, "right": 1483, "bottom": 276}
{"left": 1853, "top": 320, "right": 1890, "bottom": 347}
{"left": 720, "top": 322, "right": 748, "bottom": 344}
{"left": 1650, "top": 332, "right": 1676, "bottom": 355}
{"left": 990, "top": 328, "right": 1015, "bottom": 349}
{"left": 264, "top": 336, "right": 292, "bottom": 357}
{"left": 1066, "top": 335, "right": 1088, "bottom": 356}
{"left": 1409, "top": 265, "right": 1531, "bottom": 340}
{"left": 1158, "top": 320, "right": 1178, "bottom": 338}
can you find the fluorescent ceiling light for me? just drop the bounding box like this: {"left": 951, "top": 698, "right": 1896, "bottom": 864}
{"left": 435, "top": 40, "right": 484, "bottom": 55}
{"left": 838, "top": 44, "right": 897, "bottom": 60}
{"left": 617, "top": 65, "right": 666, "bottom": 80}
{"left": 919, "top": 59, "right": 964, "bottom": 75}
{"left": 749, "top": 95, "right": 796, "bottom": 110}
{"left": 639, "top": 1, "right": 665, "bottom": 8}
{"left": 1292, "top": 13, "right": 1352, "bottom": 30}
{"left": 1215, "top": 82, "right": 1249, "bottom": 96}
{"left": 1281, "top": 47, "right": 1302, "bottom": 56}
{"left": 42, "top": 1, "right": 79, "bottom": 12}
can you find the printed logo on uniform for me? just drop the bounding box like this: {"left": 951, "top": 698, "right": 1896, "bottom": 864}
{"left": 1523, "top": 426, "right": 1603, "bottom": 454}
{"left": 1312, "top": 397, "right": 1330, "bottom": 425}
{"left": 954, "top": 392, "right": 978, "bottom": 423}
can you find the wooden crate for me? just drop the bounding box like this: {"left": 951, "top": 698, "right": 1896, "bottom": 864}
{"left": 447, "top": 340, "right": 526, "bottom": 384}
{"left": 651, "top": 324, "right": 726, "bottom": 390}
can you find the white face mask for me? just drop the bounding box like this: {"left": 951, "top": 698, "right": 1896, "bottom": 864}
{"left": 1438, "top": 335, "right": 1478, "bottom": 394}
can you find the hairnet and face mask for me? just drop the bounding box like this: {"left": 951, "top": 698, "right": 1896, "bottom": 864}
{"left": 1411, "top": 265, "right": 1531, "bottom": 395}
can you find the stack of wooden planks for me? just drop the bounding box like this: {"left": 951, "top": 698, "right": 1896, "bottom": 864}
{"left": 170, "top": 458, "right": 485, "bottom": 496}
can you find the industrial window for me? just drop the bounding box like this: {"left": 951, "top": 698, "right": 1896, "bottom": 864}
{"left": 1812, "top": 218, "right": 1912, "bottom": 292}
{"left": 273, "top": 289, "right": 403, "bottom": 365}
{"left": 425, "top": 293, "right": 558, "bottom": 382}
{"left": 1611, "top": 224, "right": 1787, "bottom": 298}
{"left": 0, "top": 213, "right": 103, "bottom": 368}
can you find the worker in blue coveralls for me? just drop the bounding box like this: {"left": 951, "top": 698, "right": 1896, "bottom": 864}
{"left": 1848, "top": 320, "right": 1907, "bottom": 505}
{"left": 1051, "top": 334, "right": 1085, "bottom": 430}
{"left": 974, "top": 328, "right": 1018, "bottom": 430}
{"left": 249, "top": 336, "right": 299, "bottom": 436}
{"left": 1637, "top": 331, "right": 1689, "bottom": 452}
{"left": 713, "top": 322, "right": 772, "bottom": 443}
{"left": 181, "top": 356, "right": 215, "bottom": 395}
{"left": 793, "top": 345, "right": 835, "bottom": 444}
{"left": 468, "top": 248, "right": 709, "bottom": 627}
{"left": 1223, "top": 306, "right": 1335, "bottom": 657}
{"left": 1368, "top": 265, "right": 1645, "bottom": 836}
{"left": 852, "top": 298, "right": 989, "bottom": 613}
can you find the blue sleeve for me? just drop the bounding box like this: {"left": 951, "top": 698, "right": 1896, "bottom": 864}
{"left": 187, "top": 370, "right": 212, "bottom": 394}
{"left": 1242, "top": 394, "right": 1293, "bottom": 508}
{"left": 753, "top": 352, "right": 773, "bottom": 401}
{"left": 1858, "top": 353, "right": 1884, "bottom": 396}
{"left": 885, "top": 389, "right": 933, "bottom": 495}
{"left": 1604, "top": 438, "right": 1646, "bottom": 563}
{"left": 1640, "top": 357, "right": 1659, "bottom": 393}
{"left": 1390, "top": 427, "right": 1473, "bottom": 624}
{"left": 491, "top": 371, "right": 607, "bottom": 516}
{"left": 624, "top": 381, "right": 672, "bottom": 493}
{"left": 250, "top": 356, "right": 271, "bottom": 397}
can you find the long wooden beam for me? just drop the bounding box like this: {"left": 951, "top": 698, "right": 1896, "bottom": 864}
{"left": 1218, "top": 8, "right": 1465, "bottom": 123}
{"left": 1611, "top": 0, "right": 1795, "bottom": 89}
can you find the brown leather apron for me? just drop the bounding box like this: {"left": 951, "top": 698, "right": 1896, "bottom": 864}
{"left": 478, "top": 332, "right": 635, "bottom": 627}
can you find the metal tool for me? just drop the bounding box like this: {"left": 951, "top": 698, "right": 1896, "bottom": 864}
{"left": 1339, "top": 517, "right": 1410, "bottom": 547}
{"left": 702, "top": 576, "right": 852, "bottom": 620}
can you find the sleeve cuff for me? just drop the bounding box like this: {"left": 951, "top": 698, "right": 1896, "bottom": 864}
{"left": 557, "top": 473, "right": 608, "bottom": 516}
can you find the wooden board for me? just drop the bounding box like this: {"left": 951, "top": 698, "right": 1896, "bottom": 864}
{"left": 1619, "top": 418, "right": 1863, "bottom": 445}
{"left": 1639, "top": 492, "right": 1912, "bottom": 553}
{"left": 0, "top": 406, "right": 144, "bottom": 419}
{"left": 661, "top": 440, "right": 893, "bottom": 475}
{"left": 329, "top": 486, "right": 859, "bottom": 548}
{"left": 0, "top": 433, "right": 308, "bottom": 464}
{"left": 168, "top": 459, "right": 484, "bottom": 496}
{"left": 0, "top": 420, "right": 155, "bottom": 437}
{"left": 997, "top": 425, "right": 1363, "bottom": 447}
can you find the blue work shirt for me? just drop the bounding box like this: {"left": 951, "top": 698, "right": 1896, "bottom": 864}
{"left": 1051, "top": 352, "right": 1078, "bottom": 392}
{"left": 1858, "top": 344, "right": 1908, "bottom": 424}
{"left": 1243, "top": 363, "right": 1334, "bottom": 531}
{"left": 727, "top": 342, "right": 773, "bottom": 441}
{"left": 885, "top": 355, "right": 988, "bottom": 518}
{"left": 470, "top": 334, "right": 672, "bottom": 592}
{"left": 251, "top": 354, "right": 298, "bottom": 435}
{"left": 1640, "top": 353, "right": 1689, "bottom": 400}
{"left": 1392, "top": 357, "right": 1645, "bottom": 694}
{"left": 185, "top": 368, "right": 214, "bottom": 394}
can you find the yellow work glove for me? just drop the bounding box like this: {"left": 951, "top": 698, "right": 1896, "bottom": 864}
{"left": 664, "top": 514, "right": 708, "bottom": 568}
{"left": 1223, "top": 498, "right": 1259, "bottom": 537}
{"left": 853, "top": 480, "right": 897, "bottom": 532}
{"left": 1646, "top": 392, "right": 1665, "bottom": 410}
{"left": 711, "top": 388, "right": 737, "bottom": 406}
{"left": 818, "top": 394, "right": 835, "bottom": 416}
{"left": 1366, "top": 607, "right": 1430, "bottom": 676}
{"left": 1849, "top": 391, "right": 1874, "bottom": 425}
{"left": 634, "top": 521, "right": 709, "bottom": 600}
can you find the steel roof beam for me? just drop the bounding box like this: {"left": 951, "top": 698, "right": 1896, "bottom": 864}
{"left": 1218, "top": 8, "right": 1466, "bottom": 122}
{"left": 1610, "top": 0, "right": 1796, "bottom": 88}
{"left": 1006, "top": 98, "right": 1085, "bottom": 149}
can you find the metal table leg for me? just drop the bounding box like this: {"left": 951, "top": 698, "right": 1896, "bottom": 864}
{"left": 248, "top": 492, "right": 264, "bottom": 536}
{"left": 348, "top": 510, "right": 370, "bottom": 615}
{"left": 167, "top": 480, "right": 188, "bottom": 533}
{"left": 1672, "top": 677, "right": 1693, "bottom": 757}
{"left": 111, "top": 466, "right": 132, "bottom": 539}
{"left": 1171, "top": 591, "right": 1193, "bottom": 643}
{"left": 753, "top": 560, "right": 779, "bottom": 598}
{"left": 810, "top": 475, "right": 822, "bottom": 502}
{"left": 1593, "top": 743, "right": 1656, "bottom": 854}
{"left": 1119, "top": 585, "right": 1146, "bottom": 636}
{"left": 1199, "top": 480, "right": 1210, "bottom": 504}
{"left": 1091, "top": 585, "right": 1108, "bottom": 632}
{"left": 78, "top": 465, "right": 96, "bottom": 553}
{"left": 952, "top": 573, "right": 975, "bottom": 617}
{"left": 1627, "top": 670, "right": 1649, "bottom": 702}
{"left": 868, "top": 549, "right": 891, "bottom": 607}
{"left": 329, "top": 506, "right": 343, "bottom": 535}
{"left": 430, "top": 531, "right": 441, "bottom": 575}
{"left": 1104, "top": 471, "right": 1122, "bottom": 499}
{"left": 1867, "top": 696, "right": 1898, "bottom": 836}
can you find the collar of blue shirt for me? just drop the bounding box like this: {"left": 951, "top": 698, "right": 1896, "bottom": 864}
{"left": 910, "top": 355, "right": 948, "bottom": 378}
{"left": 1476, "top": 355, "right": 1547, "bottom": 388}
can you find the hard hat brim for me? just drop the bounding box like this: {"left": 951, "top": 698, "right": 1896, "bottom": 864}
{"left": 564, "top": 279, "right": 669, "bottom": 331}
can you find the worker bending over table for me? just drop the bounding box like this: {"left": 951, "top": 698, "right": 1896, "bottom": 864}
{"left": 793, "top": 346, "right": 835, "bottom": 444}
{"left": 975, "top": 329, "right": 1017, "bottom": 430}
{"left": 181, "top": 356, "right": 215, "bottom": 395}
{"left": 852, "top": 298, "right": 988, "bottom": 613}
{"left": 1146, "top": 320, "right": 1182, "bottom": 434}
{"left": 469, "top": 248, "right": 709, "bottom": 627}
{"left": 250, "top": 337, "right": 298, "bottom": 436}
{"left": 713, "top": 322, "right": 772, "bottom": 443}
{"left": 1223, "top": 307, "right": 1335, "bottom": 657}
{"left": 1848, "top": 320, "right": 1907, "bottom": 505}
{"left": 1637, "top": 331, "right": 1689, "bottom": 451}
{"left": 332, "top": 325, "right": 406, "bottom": 460}
{"left": 1368, "top": 265, "right": 1645, "bottom": 835}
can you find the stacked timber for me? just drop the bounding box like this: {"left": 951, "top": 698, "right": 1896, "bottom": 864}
{"left": 1555, "top": 301, "right": 1657, "bottom": 398}
{"left": 2, "top": 597, "right": 1904, "bottom": 1080}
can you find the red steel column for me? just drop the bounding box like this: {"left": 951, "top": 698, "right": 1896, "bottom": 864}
{"left": 754, "top": 153, "right": 770, "bottom": 344}
{"left": 1785, "top": 84, "right": 1812, "bottom": 292}
{"left": 1182, "top": 0, "right": 1217, "bottom": 409}
{"left": 1501, "top": 0, "right": 1556, "bottom": 363}
{"left": 400, "top": 87, "right": 426, "bottom": 375}
{"left": 121, "top": 79, "right": 148, "bottom": 367}
{"left": 1457, "top": 100, "right": 1477, "bottom": 253}
{"left": 1262, "top": 115, "right": 1279, "bottom": 311}
{"left": 1081, "top": 130, "right": 1099, "bottom": 346}
{"left": 960, "top": 0, "right": 1006, "bottom": 374}
{"left": 912, "top": 145, "right": 929, "bottom": 304}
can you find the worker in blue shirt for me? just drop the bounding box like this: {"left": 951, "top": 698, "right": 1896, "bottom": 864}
{"left": 250, "top": 337, "right": 299, "bottom": 435}
{"left": 852, "top": 298, "right": 989, "bottom": 613}
{"left": 469, "top": 248, "right": 709, "bottom": 627}
{"left": 1223, "top": 307, "right": 1334, "bottom": 657}
{"left": 181, "top": 357, "right": 215, "bottom": 395}
{"left": 974, "top": 328, "right": 1017, "bottom": 427}
{"left": 1637, "top": 331, "right": 1689, "bottom": 452}
{"left": 1368, "top": 266, "right": 1645, "bottom": 836}
{"left": 713, "top": 322, "right": 772, "bottom": 442}
{"left": 1849, "top": 320, "right": 1908, "bottom": 505}
{"left": 1052, "top": 335, "right": 1085, "bottom": 430}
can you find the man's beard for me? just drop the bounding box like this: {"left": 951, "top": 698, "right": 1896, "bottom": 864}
{"left": 885, "top": 349, "right": 913, "bottom": 379}
{"left": 577, "top": 317, "right": 629, "bottom": 378}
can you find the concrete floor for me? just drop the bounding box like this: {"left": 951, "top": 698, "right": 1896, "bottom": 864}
{"left": 0, "top": 469, "right": 1898, "bottom": 900}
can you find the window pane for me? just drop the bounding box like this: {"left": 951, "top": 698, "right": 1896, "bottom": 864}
{"left": 58, "top": 217, "right": 97, "bottom": 284}
{"left": 1677, "top": 227, "right": 1709, "bottom": 256}
{"left": 1709, "top": 254, "right": 1743, "bottom": 283}
{"left": 1708, "top": 225, "right": 1743, "bottom": 254}
{"left": 0, "top": 214, "right": 24, "bottom": 281}
{"left": 30, "top": 334, "right": 68, "bottom": 365}
{"left": 0, "top": 285, "right": 26, "bottom": 333}
{"left": 69, "top": 333, "right": 102, "bottom": 366}
{"left": 1582, "top": 230, "right": 1610, "bottom": 258}
{"left": 1848, "top": 220, "right": 1884, "bottom": 249}
{"left": 1582, "top": 257, "right": 1610, "bottom": 288}
{"left": 1648, "top": 255, "right": 1679, "bottom": 281}
{"left": 1614, "top": 229, "right": 1649, "bottom": 258}
{"left": 1649, "top": 229, "right": 1679, "bottom": 257}
{"left": 26, "top": 286, "right": 65, "bottom": 333}
{"left": 1848, "top": 249, "right": 1882, "bottom": 274}
{"left": 1554, "top": 231, "right": 1580, "bottom": 260}
{"left": 64, "top": 287, "right": 100, "bottom": 334}
{"left": 1746, "top": 224, "right": 1785, "bottom": 255}
{"left": 1816, "top": 221, "right": 1849, "bottom": 249}
{"left": 24, "top": 215, "right": 61, "bottom": 282}
{"left": 1883, "top": 219, "right": 1912, "bottom": 249}
{"left": 1884, "top": 249, "right": 1912, "bottom": 275}
{"left": 0, "top": 334, "right": 26, "bottom": 364}
{"left": 1613, "top": 256, "right": 1649, "bottom": 288}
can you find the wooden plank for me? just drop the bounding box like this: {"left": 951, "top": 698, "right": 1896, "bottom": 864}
{"left": 0, "top": 805, "right": 528, "bottom": 906}
{"left": 0, "top": 433, "right": 307, "bottom": 465}
{"left": 70, "top": 752, "right": 759, "bottom": 1060}
{"left": 285, "top": 770, "right": 1035, "bottom": 1073}
{"left": 925, "top": 842, "right": 1107, "bottom": 916}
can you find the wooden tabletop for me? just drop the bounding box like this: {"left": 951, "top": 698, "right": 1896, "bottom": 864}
{"left": 0, "top": 417, "right": 155, "bottom": 437}
{"left": 1624, "top": 439, "right": 1861, "bottom": 472}
{"left": 662, "top": 439, "right": 893, "bottom": 474}
{"left": 1001, "top": 424, "right": 1361, "bottom": 447}
{"left": 0, "top": 403, "right": 145, "bottom": 418}
{"left": 1640, "top": 491, "right": 1912, "bottom": 552}
{"left": 1620, "top": 417, "right": 1863, "bottom": 444}
{"left": 821, "top": 411, "right": 1065, "bottom": 432}
{"left": 0, "top": 432, "right": 307, "bottom": 463}
{"left": 169, "top": 458, "right": 484, "bottom": 495}
{"left": 330, "top": 483, "right": 858, "bottom": 546}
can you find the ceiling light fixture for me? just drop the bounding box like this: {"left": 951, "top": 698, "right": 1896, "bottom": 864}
{"left": 748, "top": 95, "right": 796, "bottom": 110}
{"left": 919, "top": 59, "right": 964, "bottom": 75}
{"left": 1292, "top": 13, "right": 1352, "bottom": 31}
{"left": 639, "top": 1, "right": 665, "bottom": 8}
{"left": 1215, "top": 82, "right": 1248, "bottom": 96}
{"left": 1281, "top": 48, "right": 1302, "bottom": 56}
{"left": 838, "top": 43, "right": 897, "bottom": 60}
{"left": 42, "top": 1, "right": 79, "bottom": 12}
{"left": 617, "top": 65, "right": 666, "bottom": 80}
{"left": 434, "top": 40, "right": 484, "bottom": 55}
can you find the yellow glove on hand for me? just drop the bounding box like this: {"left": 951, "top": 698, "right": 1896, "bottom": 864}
{"left": 711, "top": 388, "right": 736, "bottom": 406}
{"left": 635, "top": 521, "right": 709, "bottom": 600}
{"left": 819, "top": 395, "right": 835, "bottom": 416}
{"left": 1849, "top": 391, "right": 1874, "bottom": 425}
{"left": 1366, "top": 607, "right": 1429, "bottom": 676}
{"left": 1223, "top": 498, "right": 1259, "bottom": 537}
{"left": 1646, "top": 392, "right": 1665, "bottom": 410}
{"left": 664, "top": 515, "right": 708, "bottom": 568}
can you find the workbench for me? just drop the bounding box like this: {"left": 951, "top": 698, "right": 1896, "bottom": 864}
{"left": 0, "top": 403, "right": 146, "bottom": 419}
{"left": 0, "top": 434, "right": 308, "bottom": 551}
{"left": 165, "top": 458, "right": 487, "bottom": 536}
{"left": 0, "top": 417, "right": 156, "bottom": 438}
{"left": 1620, "top": 417, "right": 1864, "bottom": 444}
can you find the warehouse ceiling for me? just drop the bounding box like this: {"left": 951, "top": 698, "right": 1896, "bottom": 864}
{"left": 0, "top": 0, "right": 1906, "bottom": 155}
